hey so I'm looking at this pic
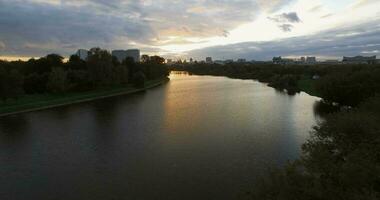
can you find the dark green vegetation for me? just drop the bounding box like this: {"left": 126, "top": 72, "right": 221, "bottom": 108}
{"left": 0, "top": 48, "right": 168, "bottom": 115}
{"left": 171, "top": 63, "right": 380, "bottom": 199}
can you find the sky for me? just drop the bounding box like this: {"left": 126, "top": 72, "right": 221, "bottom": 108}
{"left": 0, "top": 0, "right": 379, "bottom": 61}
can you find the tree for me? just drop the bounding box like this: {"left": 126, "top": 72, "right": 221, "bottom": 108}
{"left": 46, "top": 54, "right": 64, "bottom": 67}
{"left": 47, "top": 67, "right": 68, "bottom": 93}
{"left": 67, "top": 55, "right": 87, "bottom": 70}
{"left": 149, "top": 55, "right": 165, "bottom": 65}
{"left": 87, "top": 48, "right": 114, "bottom": 86}
{"left": 0, "top": 68, "right": 24, "bottom": 101}
{"left": 141, "top": 54, "right": 150, "bottom": 63}
{"left": 23, "top": 73, "right": 49, "bottom": 94}
{"left": 132, "top": 71, "right": 146, "bottom": 88}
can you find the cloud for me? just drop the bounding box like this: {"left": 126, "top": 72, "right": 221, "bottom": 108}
{"left": 268, "top": 12, "right": 301, "bottom": 32}
{"left": 187, "top": 21, "right": 380, "bottom": 60}
{"left": 268, "top": 12, "right": 301, "bottom": 23}
{"left": 278, "top": 24, "right": 294, "bottom": 32}
{"left": 0, "top": 0, "right": 295, "bottom": 57}
{"left": 352, "top": 0, "right": 379, "bottom": 8}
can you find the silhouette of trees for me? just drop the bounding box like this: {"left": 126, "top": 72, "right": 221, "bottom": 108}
{"left": 0, "top": 67, "right": 23, "bottom": 101}
{"left": 141, "top": 54, "right": 150, "bottom": 63}
{"left": 315, "top": 68, "right": 380, "bottom": 106}
{"left": 132, "top": 71, "right": 146, "bottom": 88}
{"left": 0, "top": 48, "right": 168, "bottom": 100}
{"left": 87, "top": 48, "right": 114, "bottom": 86}
{"left": 47, "top": 67, "right": 68, "bottom": 93}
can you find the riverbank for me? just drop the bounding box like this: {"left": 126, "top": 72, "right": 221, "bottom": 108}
{"left": 0, "top": 77, "right": 169, "bottom": 117}
{"left": 186, "top": 71, "right": 320, "bottom": 98}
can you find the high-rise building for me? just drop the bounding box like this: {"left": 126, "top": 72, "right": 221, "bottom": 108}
{"left": 76, "top": 49, "right": 90, "bottom": 61}
{"left": 306, "top": 57, "right": 317, "bottom": 63}
{"left": 237, "top": 58, "right": 246, "bottom": 63}
{"left": 343, "top": 56, "right": 376, "bottom": 64}
{"left": 111, "top": 49, "right": 141, "bottom": 63}
{"left": 126, "top": 49, "right": 140, "bottom": 63}
{"left": 112, "top": 50, "right": 128, "bottom": 63}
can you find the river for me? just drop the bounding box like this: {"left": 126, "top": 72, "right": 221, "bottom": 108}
{"left": 0, "top": 72, "right": 321, "bottom": 200}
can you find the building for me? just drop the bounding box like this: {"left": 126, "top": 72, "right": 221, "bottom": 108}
{"left": 343, "top": 56, "right": 377, "bottom": 64}
{"left": 306, "top": 56, "right": 317, "bottom": 63}
{"left": 112, "top": 50, "right": 128, "bottom": 63}
{"left": 300, "top": 57, "right": 306, "bottom": 63}
{"left": 206, "top": 57, "right": 213, "bottom": 64}
{"left": 273, "top": 56, "right": 295, "bottom": 65}
{"left": 111, "top": 49, "right": 140, "bottom": 63}
{"left": 76, "top": 49, "right": 90, "bottom": 61}
{"left": 237, "top": 58, "right": 246, "bottom": 63}
{"left": 126, "top": 49, "right": 140, "bottom": 63}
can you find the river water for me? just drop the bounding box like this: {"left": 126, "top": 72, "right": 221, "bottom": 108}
{"left": 0, "top": 72, "right": 321, "bottom": 200}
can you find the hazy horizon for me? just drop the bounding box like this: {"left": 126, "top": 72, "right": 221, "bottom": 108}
{"left": 0, "top": 0, "right": 379, "bottom": 60}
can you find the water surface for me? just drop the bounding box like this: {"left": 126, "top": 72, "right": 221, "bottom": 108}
{"left": 0, "top": 72, "right": 320, "bottom": 200}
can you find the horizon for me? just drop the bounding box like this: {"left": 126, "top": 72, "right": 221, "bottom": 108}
{"left": 0, "top": 0, "right": 380, "bottom": 61}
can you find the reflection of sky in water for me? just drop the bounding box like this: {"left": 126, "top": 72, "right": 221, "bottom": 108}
{"left": 0, "top": 73, "right": 320, "bottom": 200}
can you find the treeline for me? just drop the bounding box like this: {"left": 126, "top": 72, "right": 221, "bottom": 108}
{"left": 0, "top": 48, "right": 168, "bottom": 102}
{"left": 171, "top": 63, "right": 380, "bottom": 106}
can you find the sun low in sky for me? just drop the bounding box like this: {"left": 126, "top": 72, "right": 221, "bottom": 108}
{"left": 0, "top": 0, "right": 379, "bottom": 61}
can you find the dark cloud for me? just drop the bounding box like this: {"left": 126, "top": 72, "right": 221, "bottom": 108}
{"left": 278, "top": 24, "right": 294, "bottom": 32}
{"left": 268, "top": 12, "right": 301, "bottom": 23}
{"left": 0, "top": 0, "right": 154, "bottom": 56}
{"left": 268, "top": 12, "right": 301, "bottom": 32}
{"left": 188, "top": 21, "right": 380, "bottom": 61}
{"left": 1, "top": 0, "right": 289, "bottom": 57}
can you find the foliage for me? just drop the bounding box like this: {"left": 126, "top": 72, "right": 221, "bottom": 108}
{"left": 0, "top": 48, "right": 168, "bottom": 101}
{"left": 132, "top": 71, "right": 146, "bottom": 88}
{"left": 47, "top": 67, "right": 68, "bottom": 93}
{"left": 315, "top": 68, "right": 380, "bottom": 106}
{"left": 0, "top": 67, "right": 24, "bottom": 101}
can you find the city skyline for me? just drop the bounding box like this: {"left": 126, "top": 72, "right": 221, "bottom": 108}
{"left": 0, "top": 0, "right": 379, "bottom": 60}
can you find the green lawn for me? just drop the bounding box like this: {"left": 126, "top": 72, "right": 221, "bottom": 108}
{"left": 0, "top": 78, "right": 168, "bottom": 116}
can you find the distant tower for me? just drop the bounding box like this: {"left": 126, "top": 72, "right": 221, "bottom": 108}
{"left": 306, "top": 57, "right": 317, "bottom": 63}
{"left": 126, "top": 49, "right": 140, "bottom": 62}
{"left": 76, "top": 49, "right": 90, "bottom": 61}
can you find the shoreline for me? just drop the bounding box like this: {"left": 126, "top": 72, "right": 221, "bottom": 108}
{"left": 0, "top": 77, "right": 169, "bottom": 118}
{"left": 183, "top": 72, "right": 320, "bottom": 98}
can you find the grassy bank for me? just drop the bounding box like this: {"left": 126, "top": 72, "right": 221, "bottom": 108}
{"left": 0, "top": 77, "right": 169, "bottom": 117}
